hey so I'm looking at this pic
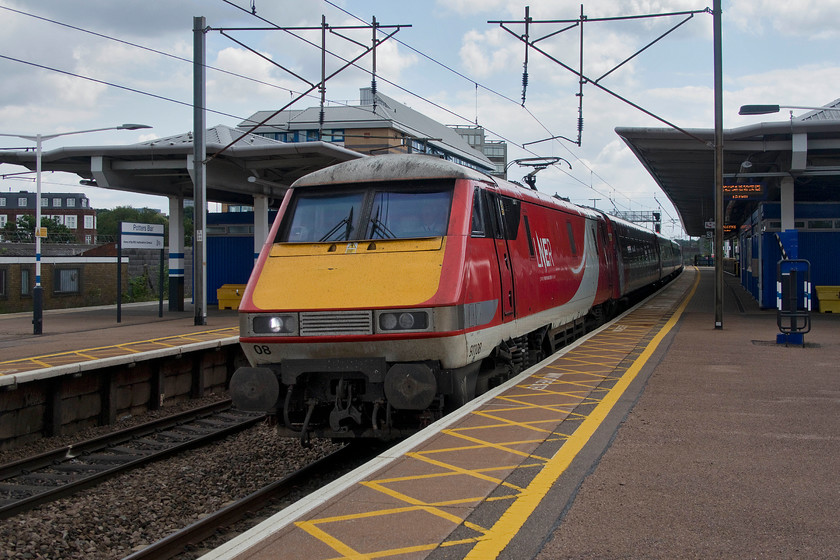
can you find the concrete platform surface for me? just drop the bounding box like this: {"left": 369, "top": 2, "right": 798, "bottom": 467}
{"left": 0, "top": 302, "right": 239, "bottom": 363}
{"left": 535, "top": 269, "right": 840, "bottom": 559}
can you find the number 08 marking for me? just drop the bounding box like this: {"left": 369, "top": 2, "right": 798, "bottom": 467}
{"left": 253, "top": 345, "right": 271, "bottom": 355}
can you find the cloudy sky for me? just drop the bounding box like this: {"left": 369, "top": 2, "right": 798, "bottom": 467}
{"left": 1, "top": 0, "right": 838, "bottom": 238}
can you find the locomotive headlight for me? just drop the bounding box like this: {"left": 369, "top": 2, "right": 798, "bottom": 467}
{"left": 376, "top": 310, "right": 430, "bottom": 333}
{"left": 252, "top": 314, "right": 298, "bottom": 335}
{"left": 380, "top": 313, "right": 398, "bottom": 331}
{"left": 398, "top": 312, "right": 415, "bottom": 329}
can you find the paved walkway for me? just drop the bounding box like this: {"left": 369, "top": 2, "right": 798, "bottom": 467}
{"left": 0, "top": 302, "right": 239, "bottom": 372}
{"left": 535, "top": 268, "right": 840, "bottom": 559}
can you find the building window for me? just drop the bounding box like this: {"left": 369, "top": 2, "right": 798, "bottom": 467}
{"left": 41, "top": 197, "right": 48, "bottom": 207}
{"left": 55, "top": 268, "right": 81, "bottom": 294}
{"left": 84, "top": 215, "right": 95, "bottom": 229}
{"left": 18, "top": 197, "right": 27, "bottom": 207}
{"left": 0, "top": 268, "right": 6, "bottom": 298}
{"left": 319, "top": 129, "right": 344, "bottom": 142}
{"left": 0, "top": 215, "right": 6, "bottom": 228}
{"left": 81, "top": 199, "right": 88, "bottom": 208}
{"left": 21, "top": 268, "right": 31, "bottom": 296}
{"left": 0, "top": 197, "right": 5, "bottom": 207}
{"left": 808, "top": 219, "right": 833, "bottom": 229}
{"left": 53, "top": 198, "right": 62, "bottom": 207}
{"left": 67, "top": 198, "right": 76, "bottom": 207}
{"left": 65, "top": 215, "right": 78, "bottom": 229}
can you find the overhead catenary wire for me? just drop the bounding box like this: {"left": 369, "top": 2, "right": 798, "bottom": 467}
{"left": 0, "top": 2, "right": 636, "bottom": 212}
{"left": 0, "top": 3, "right": 670, "bottom": 219}
{"left": 317, "top": 0, "right": 640, "bottom": 210}
{"left": 225, "top": 0, "right": 637, "bottom": 211}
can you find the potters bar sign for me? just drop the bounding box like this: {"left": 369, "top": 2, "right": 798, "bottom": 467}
{"left": 121, "top": 222, "right": 164, "bottom": 249}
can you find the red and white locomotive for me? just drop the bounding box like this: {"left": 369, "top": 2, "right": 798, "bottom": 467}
{"left": 231, "top": 154, "right": 681, "bottom": 441}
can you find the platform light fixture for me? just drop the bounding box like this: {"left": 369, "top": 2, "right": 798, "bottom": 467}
{"left": 0, "top": 123, "right": 152, "bottom": 334}
{"left": 739, "top": 104, "right": 840, "bottom": 116}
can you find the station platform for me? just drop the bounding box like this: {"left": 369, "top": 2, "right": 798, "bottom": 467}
{"left": 0, "top": 302, "right": 239, "bottom": 379}
{"left": 199, "top": 267, "right": 839, "bottom": 560}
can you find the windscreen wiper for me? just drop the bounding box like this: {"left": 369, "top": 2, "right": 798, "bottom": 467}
{"left": 318, "top": 206, "right": 355, "bottom": 242}
{"left": 369, "top": 206, "right": 396, "bottom": 239}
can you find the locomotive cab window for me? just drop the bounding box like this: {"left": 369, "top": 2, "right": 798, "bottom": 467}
{"left": 470, "top": 188, "right": 487, "bottom": 237}
{"left": 277, "top": 180, "right": 453, "bottom": 243}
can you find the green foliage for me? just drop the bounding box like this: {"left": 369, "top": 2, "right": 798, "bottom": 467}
{"left": 3, "top": 215, "right": 75, "bottom": 242}
{"left": 97, "top": 206, "right": 169, "bottom": 240}
{"left": 123, "top": 268, "right": 169, "bottom": 303}
{"left": 95, "top": 205, "right": 196, "bottom": 247}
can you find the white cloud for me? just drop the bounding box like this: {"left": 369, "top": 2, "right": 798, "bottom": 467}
{"left": 459, "top": 28, "right": 520, "bottom": 78}
{"left": 727, "top": 0, "right": 840, "bottom": 39}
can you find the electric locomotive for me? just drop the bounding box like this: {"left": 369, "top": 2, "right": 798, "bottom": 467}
{"left": 231, "top": 153, "right": 681, "bottom": 442}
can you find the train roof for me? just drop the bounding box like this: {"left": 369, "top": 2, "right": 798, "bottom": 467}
{"left": 291, "top": 154, "right": 493, "bottom": 188}
{"left": 291, "top": 153, "right": 607, "bottom": 223}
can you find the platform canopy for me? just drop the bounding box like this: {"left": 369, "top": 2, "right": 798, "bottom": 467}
{"left": 0, "top": 125, "right": 364, "bottom": 206}
{"left": 616, "top": 103, "right": 840, "bottom": 237}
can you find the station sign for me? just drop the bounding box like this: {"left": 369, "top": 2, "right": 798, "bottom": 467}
{"left": 120, "top": 222, "right": 164, "bottom": 249}
{"left": 704, "top": 222, "right": 737, "bottom": 234}
{"left": 723, "top": 181, "right": 767, "bottom": 200}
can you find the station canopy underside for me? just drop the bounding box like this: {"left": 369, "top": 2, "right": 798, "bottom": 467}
{"left": 0, "top": 125, "right": 364, "bottom": 207}
{"left": 616, "top": 116, "right": 840, "bottom": 238}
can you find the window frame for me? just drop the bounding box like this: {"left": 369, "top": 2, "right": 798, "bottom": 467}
{"left": 54, "top": 267, "right": 82, "bottom": 295}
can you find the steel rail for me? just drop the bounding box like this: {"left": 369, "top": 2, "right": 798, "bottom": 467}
{"left": 121, "top": 443, "right": 369, "bottom": 560}
{"left": 0, "top": 400, "right": 265, "bottom": 519}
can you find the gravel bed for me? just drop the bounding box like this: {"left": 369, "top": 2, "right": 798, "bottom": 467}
{"left": 0, "top": 399, "right": 346, "bottom": 560}
{"left": 0, "top": 394, "right": 231, "bottom": 465}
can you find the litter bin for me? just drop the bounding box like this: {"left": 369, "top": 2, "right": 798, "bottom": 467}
{"left": 815, "top": 286, "right": 840, "bottom": 313}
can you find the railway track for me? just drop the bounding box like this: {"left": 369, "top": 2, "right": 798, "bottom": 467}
{"left": 0, "top": 400, "right": 265, "bottom": 519}
{"left": 123, "top": 443, "right": 377, "bottom": 560}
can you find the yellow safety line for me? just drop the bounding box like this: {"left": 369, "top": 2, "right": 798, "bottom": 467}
{"left": 234, "top": 272, "right": 696, "bottom": 560}
{"left": 0, "top": 327, "right": 238, "bottom": 367}
{"left": 464, "top": 269, "right": 700, "bottom": 559}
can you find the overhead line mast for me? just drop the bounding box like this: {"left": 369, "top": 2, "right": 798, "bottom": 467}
{"left": 490, "top": 5, "right": 711, "bottom": 147}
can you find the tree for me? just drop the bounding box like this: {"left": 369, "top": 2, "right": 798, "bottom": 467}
{"left": 2, "top": 215, "right": 75, "bottom": 243}
{"left": 96, "top": 207, "right": 169, "bottom": 241}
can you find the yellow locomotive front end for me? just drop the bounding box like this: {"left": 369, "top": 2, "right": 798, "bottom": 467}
{"left": 232, "top": 155, "right": 485, "bottom": 441}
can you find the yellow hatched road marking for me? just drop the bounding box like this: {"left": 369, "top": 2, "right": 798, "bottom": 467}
{"left": 0, "top": 327, "right": 238, "bottom": 374}
{"left": 250, "top": 272, "right": 697, "bottom": 560}
{"left": 464, "top": 270, "right": 700, "bottom": 559}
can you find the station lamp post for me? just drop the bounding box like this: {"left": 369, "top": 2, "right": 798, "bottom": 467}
{"left": 0, "top": 124, "right": 152, "bottom": 334}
